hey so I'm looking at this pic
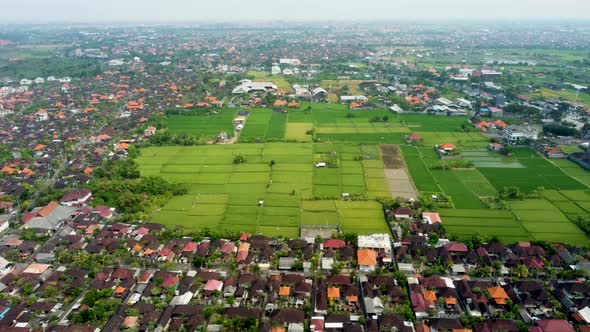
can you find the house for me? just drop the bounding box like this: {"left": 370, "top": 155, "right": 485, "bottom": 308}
{"left": 279, "top": 257, "right": 296, "bottom": 270}
{"left": 0, "top": 256, "right": 12, "bottom": 274}
{"left": 22, "top": 262, "right": 50, "bottom": 274}
{"left": 436, "top": 144, "right": 456, "bottom": 153}
{"left": 488, "top": 143, "right": 503, "bottom": 152}
{"left": 532, "top": 319, "right": 574, "bottom": 332}
{"left": 22, "top": 201, "right": 75, "bottom": 231}
{"left": 422, "top": 212, "right": 441, "bottom": 224}
{"left": 312, "top": 87, "right": 328, "bottom": 99}
{"left": 232, "top": 80, "right": 277, "bottom": 94}
{"left": 323, "top": 239, "right": 346, "bottom": 249}
{"left": 406, "top": 133, "right": 423, "bottom": 144}
{"left": 0, "top": 220, "right": 9, "bottom": 233}
{"left": 60, "top": 189, "right": 92, "bottom": 207}
{"left": 503, "top": 125, "right": 539, "bottom": 144}
{"left": 487, "top": 286, "right": 509, "bottom": 305}
{"left": 435, "top": 143, "right": 462, "bottom": 158}
{"left": 393, "top": 208, "right": 413, "bottom": 220}
{"left": 488, "top": 107, "right": 504, "bottom": 117}
{"left": 357, "top": 249, "right": 377, "bottom": 272}
{"left": 544, "top": 146, "right": 566, "bottom": 158}
{"left": 144, "top": 126, "right": 156, "bottom": 137}
{"left": 340, "top": 96, "right": 368, "bottom": 103}
{"left": 35, "top": 109, "right": 49, "bottom": 121}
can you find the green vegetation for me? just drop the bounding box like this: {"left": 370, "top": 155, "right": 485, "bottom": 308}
{"left": 478, "top": 149, "right": 587, "bottom": 193}
{"left": 136, "top": 143, "right": 389, "bottom": 236}
{"left": 89, "top": 159, "right": 188, "bottom": 221}
{"left": 508, "top": 198, "right": 588, "bottom": 245}
{"left": 139, "top": 100, "right": 590, "bottom": 245}
{"left": 165, "top": 109, "right": 237, "bottom": 139}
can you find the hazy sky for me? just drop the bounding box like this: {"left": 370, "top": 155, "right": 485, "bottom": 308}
{"left": 2, "top": 0, "right": 590, "bottom": 23}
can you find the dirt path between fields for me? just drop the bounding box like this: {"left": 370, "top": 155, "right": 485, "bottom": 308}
{"left": 380, "top": 145, "right": 418, "bottom": 200}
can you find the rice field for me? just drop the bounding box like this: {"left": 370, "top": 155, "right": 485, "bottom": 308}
{"left": 156, "top": 103, "right": 589, "bottom": 245}
{"left": 136, "top": 142, "right": 389, "bottom": 236}
{"left": 507, "top": 198, "right": 589, "bottom": 246}
{"left": 166, "top": 109, "right": 237, "bottom": 138}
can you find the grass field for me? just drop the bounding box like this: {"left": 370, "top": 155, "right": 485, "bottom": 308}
{"left": 155, "top": 103, "right": 589, "bottom": 245}
{"left": 478, "top": 149, "right": 588, "bottom": 193}
{"left": 549, "top": 158, "right": 590, "bottom": 187}
{"left": 166, "top": 109, "right": 237, "bottom": 138}
{"left": 239, "top": 109, "right": 287, "bottom": 142}
{"left": 400, "top": 145, "right": 496, "bottom": 208}
{"left": 507, "top": 198, "right": 589, "bottom": 246}
{"left": 439, "top": 208, "right": 530, "bottom": 243}
{"left": 137, "top": 143, "right": 389, "bottom": 235}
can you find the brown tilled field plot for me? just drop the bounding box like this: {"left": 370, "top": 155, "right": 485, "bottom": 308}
{"left": 380, "top": 145, "right": 404, "bottom": 168}
{"left": 380, "top": 145, "right": 418, "bottom": 199}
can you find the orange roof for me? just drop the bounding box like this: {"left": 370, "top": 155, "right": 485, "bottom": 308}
{"left": 279, "top": 286, "right": 290, "bottom": 296}
{"left": 357, "top": 249, "right": 377, "bottom": 266}
{"left": 347, "top": 295, "right": 358, "bottom": 302}
{"left": 23, "top": 263, "right": 49, "bottom": 274}
{"left": 271, "top": 328, "right": 286, "bottom": 332}
{"left": 117, "top": 143, "right": 129, "bottom": 150}
{"left": 422, "top": 212, "right": 442, "bottom": 223}
{"left": 494, "top": 119, "right": 508, "bottom": 128}
{"left": 84, "top": 167, "right": 93, "bottom": 175}
{"left": 439, "top": 144, "right": 456, "bottom": 150}
{"left": 327, "top": 287, "right": 340, "bottom": 299}
{"left": 445, "top": 297, "right": 457, "bottom": 305}
{"left": 123, "top": 316, "right": 138, "bottom": 328}
{"left": 487, "top": 286, "right": 509, "bottom": 300}
{"left": 1, "top": 166, "right": 16, "bottom": 174}
{"left": 423, "top": 290, "right": 437, "bottom": 302}
{"left": 274, "top": 100, "right": 287, "bottom": 107}
{"left": 37, "top": 109, "right": 47, "bottom": 114}
{"left": 495, "top": 297, "right": 507, "bottom": 305}
{"left": 97, "top": 134, "right": 111, "bottom": 140}
{"left": 38, "top": 201, "right": 59, "bottom": 217}
{"left": 33, "top": 144, "right": 46, "bottom": 151}
{"left": 115, "top": 286, "right": 126, "bottom": 294}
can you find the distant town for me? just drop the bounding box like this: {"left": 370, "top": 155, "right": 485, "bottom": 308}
{"left": 0, "top": 22, "right": 588, "bottom": 332}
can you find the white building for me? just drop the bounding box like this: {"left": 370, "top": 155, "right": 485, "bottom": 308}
{"left": 279, "top": 59, "right": 301, "bottom": 66}
{"left": 293, "top": 85, "right": 311, "bottom": 98}
{"left": 232, "top": 80, "right": 278, "bottom": 94}
{"left": 35, "top": 109, "right": 49, "bottom": 121}
{"left": 108, "top": 59, "right": 125, "bottom": 66}
{"left": 20, "top": 79, "right": 32, "bottom": 86}
{"left": 271, "top": 64, "right": 281, "bottom": 75}
{"left": 358, "top": 234, "right": 391, "bottom": 257}
{"left": 0, "top": 108, "right": 14, "bottom": 117}
{"left": 503, "top": 125, "right": 539, "bottom": 144}
{"left": 340, "top": 95, "right": 368, "bottom": 103}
